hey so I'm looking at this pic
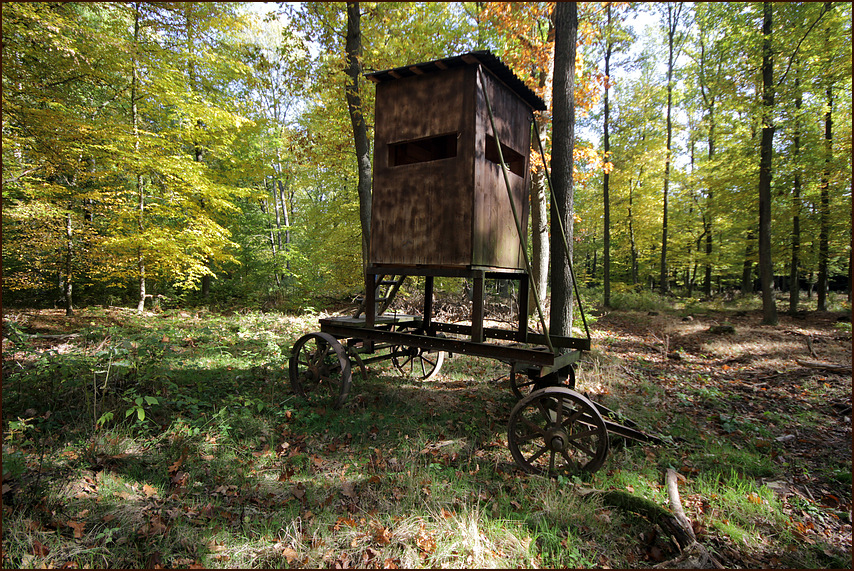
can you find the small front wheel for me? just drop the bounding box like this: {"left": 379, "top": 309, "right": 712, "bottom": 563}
{"left": 289, "top": 332, "right": 352, "bottom": 408}
{"left": 391, "top": 346, "right": 445, "bottom": 380}
{"left": 507, "top": 387, "right": 609, "bottom": 475}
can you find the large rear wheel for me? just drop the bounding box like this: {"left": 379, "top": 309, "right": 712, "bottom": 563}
{"left": 507, "top": 387, "right": 609, "bottom": 475}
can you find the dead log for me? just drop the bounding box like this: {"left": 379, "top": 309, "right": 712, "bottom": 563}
{"left": 795, "top": 359, "right": 852, "bottom": 374}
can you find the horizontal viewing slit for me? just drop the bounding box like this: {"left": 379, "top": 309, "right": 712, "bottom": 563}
{"left": 485, "top": 136, "right": 525, "bottom": 177}
{"left": 389, "top": 133, "right": 458, "bottom": 166}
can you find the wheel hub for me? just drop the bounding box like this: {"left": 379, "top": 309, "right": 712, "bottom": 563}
{"left": 546, "top": 427, "right": 568, "bottom": 452}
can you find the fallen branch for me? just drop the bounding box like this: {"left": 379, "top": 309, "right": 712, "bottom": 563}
{"left": 795, "top": 359, "right": 852, "bottom": 374}
{"left": 576, "top": 486, "right": 694, "bottom": 551}
{"left": 654, "top": 469, "right": 724, "bottom": 570}
{"left": 577, "top": 473, "right": 725, "bottom": 570}
{"left": 806, "top": 335, "right": 819, "bottom": 359}
{"left": 665, "top": 468, "right": 696, "bottom": 545}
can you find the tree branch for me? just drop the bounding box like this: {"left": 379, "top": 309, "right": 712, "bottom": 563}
{"left": 778, "top": 3, "right": 833, "bottom": 86}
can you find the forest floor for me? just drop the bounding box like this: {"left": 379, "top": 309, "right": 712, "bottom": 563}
{"left": 1, "top": 298, "right": 851, "bottom": 568}
{"left": 585, "top": 306, "right": 852, "bottom": 567}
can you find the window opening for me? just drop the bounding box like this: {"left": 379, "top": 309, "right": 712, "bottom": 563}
{"left": 485, "top": 136, "right": 525, "bottom": 177}
{"left": 389, "top": 133, "right": 458, "bottom": 166}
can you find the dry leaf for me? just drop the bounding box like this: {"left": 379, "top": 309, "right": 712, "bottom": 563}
{"left": 207, "top": 541, "right": 227, "bottom": 553}
{"left": 342, "top": 481, "right": 356, "bottom": 498}
{"left": 32, "top": 539, "right": 50, "bottom": 557}
{"left": 142, "top": 483, "right": 158, "bottom": 498}
{"left": 292, "top": 483, "right": 306, "bottom": 500}
{"left": 282, "top": 546, "right": 299, "bottom": 563}
{"left": 374, "top": 526, "right": 392, "bottom": 546}
{"left": 168, "top": 458, "right": 184, "bottom": 473}
{"left": 67, "top": 520, "right": 85, "bottom": 539}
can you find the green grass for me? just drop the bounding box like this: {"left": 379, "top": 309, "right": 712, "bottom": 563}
{"left": 2, "top": 305, "right": 850, "bottom": 568}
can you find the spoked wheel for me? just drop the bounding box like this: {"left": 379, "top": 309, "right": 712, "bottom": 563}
{"left": 510, "top": 363, "right": 575, "bottom": 399}
{"left": 507, "top": 387, "right": 609, "bottom": 475}
{"left": 289, "top": 332, "right": 352, "bottom": 408}
{"left": 391, "top": 345, "right": 445, "bottom": 380}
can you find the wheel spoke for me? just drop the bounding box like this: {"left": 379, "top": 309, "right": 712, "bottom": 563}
{"left": 567, "top": 427, "right": 601, "bottom": 441}
{"left": 535, "top": 399, "right": 556, "bottom": 424}
{"left": 549, "top": 450, "right": 556, "bottom": 473}
{"left": 554, "top": 395, "right": 564, "bottom": 425}
{"left": 514, "top": 431, "right": 542, "bottom": 444}
{"left": 566, "top": 437, "right": 597, "bottom": 458}
{"left": 520, "top": 415, "right": 546, "bottom": 436}
{"left": 560, "top": 450, "right": 578, "bottom": 472}
{"left": 527, "top": 444, "right": 549, "bottom": 465}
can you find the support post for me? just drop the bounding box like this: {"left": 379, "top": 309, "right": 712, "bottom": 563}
{"left": 471, "top": 272, "right": 485, "bottom": 343}
{"left": 518, "top": 273, "right": 529, "bottom": 342}
{"left": 366, "top": 271, "right": 377, "bottom": 330}
{"left": 423, "top": 275, "right": 434, "bottom": 334}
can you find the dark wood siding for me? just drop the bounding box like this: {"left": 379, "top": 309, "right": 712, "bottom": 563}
{"left": 369, "top": 62, "right": 532, "bottom": 272}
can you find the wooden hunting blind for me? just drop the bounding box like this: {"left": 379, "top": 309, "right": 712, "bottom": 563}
{"left": 366, "top": 51, "right": 546, "bottom": 272}
{"left": 289, "top": 53, "right": 656, "bottom": 480}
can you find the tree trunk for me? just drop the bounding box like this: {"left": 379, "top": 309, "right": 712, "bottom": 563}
{"left": 741, "top": 231, "right": 755, "bottom": 295}
{"left": 549, "top": 1, "right": 578, "bottom": 338}
{"left": 131, "top": 3, "right": 146, "bottom": 315}
{"left": 344, "top": 2, "right": 372, "bottom": 272}
{"left": 529, "top": 156, "right": 550, "bottom": 316}
{"left": 278, "top": 178, "right": 292, "bottom": 273}
{"left": 602, "top": 3, "right": 613, "bottom": 308}
{"left": 629, "top": 172, "right": 641, "bottom": 286}
{"left": 817, "top": 84, "right": 832, "bottom": 311}
{"left": 697, "top": 26, "right": 716, "bottom": 299}
{"left": 660, "top": 3, "right": 681, "bottom": 296}
{"left": 789, "top": 62, "right": 802, "bottom": 314}
{"left": 64, "top": 210, "right": 74, "bottom": 316}
{"left": 758, "top": 1, "right": 777, "bottom": 325}
{"left": 529, "top": 24, "right": 553, "bottom": 318}
{"left": 703, "top": 107, "right": 714, "bottom": 298}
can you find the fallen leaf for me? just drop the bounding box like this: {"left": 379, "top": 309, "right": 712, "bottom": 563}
{"left": 168, "top": 457, "right": 184, "bottom": 474}
{"left": 32, "top": 539, "right": 50, "bottom": 557}
{"left": 282, "top": 546, "right": 299, "bottom": 563}
{"left": 342, "top": 481, "right": 357, "bottom": 498}
{"left": 374, "top": 526, "right": 393, "bottom": 546}
{"left": 292, "top": 483, "right": 306, "bottom": 500}
{"left": 67, "top": 520, "right": 85, "bottom": 539}
{"left": 207, "top": 541, "right": 227, "bottom": 553}
{"left": 142, "top": 483, "right": 158, "bottom": 498}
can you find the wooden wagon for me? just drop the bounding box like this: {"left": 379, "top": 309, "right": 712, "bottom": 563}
{"left": 289, "top": 51, "right": 660, "bottom": 475}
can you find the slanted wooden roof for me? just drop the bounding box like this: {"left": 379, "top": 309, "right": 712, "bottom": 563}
{"left": 365, "top": 50, "right": 547, "bottom": 112}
